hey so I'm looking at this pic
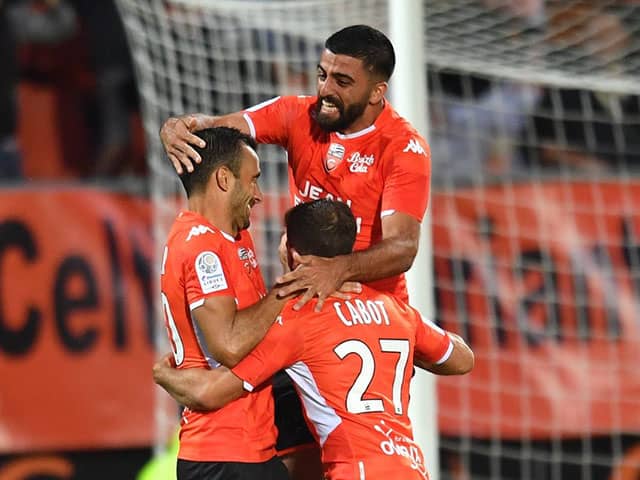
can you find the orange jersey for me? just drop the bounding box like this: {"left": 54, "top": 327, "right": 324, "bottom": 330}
{"left": 243, "top": 96, "right": 431, "bottom": 302}
{"left": 232, "top": 286, "right": 452, "bottom": 479}
{"left": 161, "top": 211, "right": 277, "bottom": 462}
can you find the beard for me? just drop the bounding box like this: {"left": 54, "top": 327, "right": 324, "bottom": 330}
{"left": 315, "top": 95, "right": 369, "bottom": 132}
{"left": 230, "top": 189, "right": 251, "bottom": 232}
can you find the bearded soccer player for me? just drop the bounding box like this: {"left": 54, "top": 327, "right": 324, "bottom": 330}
{"left": 160, "top": 127, "right": 291, "bottom": 480}
{"left": 155, "top": 199, "right": 474, "bottom": 480}
{"left": 161, "top": 24, "right": 430, "bottom": 478}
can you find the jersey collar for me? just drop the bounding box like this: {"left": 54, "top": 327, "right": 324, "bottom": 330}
{"left": 178, "top": 210, "right": 237, "bottom": 243}
{"left": 333, "top": 99, "right": 391, "bottom": 140}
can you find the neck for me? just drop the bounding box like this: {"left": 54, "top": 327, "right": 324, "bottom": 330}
{"left": 188, "top": 194, "right": 237, "bottom": 237}
{"left": 339, "top": 99, "right": 385, "bottom": 135}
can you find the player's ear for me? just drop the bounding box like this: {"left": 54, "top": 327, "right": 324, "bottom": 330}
{"left": 289, "top": 247, "right": 301, "bottom": 270}
{"left": 369, "top": 81, "right": 387, "bottom": 105}
{"left": 215, "top": 166, "right": 233, "bottom": 192}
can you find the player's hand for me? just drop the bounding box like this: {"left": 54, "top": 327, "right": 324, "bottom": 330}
{"left": 160, "top": 115, "right": 206, "bottom": 174}
{"left": 152, "top": 352, "right": 176, "bottom": 385}
{"left": 275, "top": 252, "right": 361, "bottom": 312}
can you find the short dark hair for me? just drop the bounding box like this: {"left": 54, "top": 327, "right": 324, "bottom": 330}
{"left": 285, "top": 199, "right": 356, "bottom": 258}
{"left": 325, "top": 25, "right": 395, "bottom": 81}
{"left": 178, "top": 127, "right": 257, "bottom": 197}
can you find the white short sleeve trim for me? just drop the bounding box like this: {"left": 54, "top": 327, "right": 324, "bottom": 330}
{"left": 435, "top": 339, "right": 454, "bottom": 365}
{"left": 381, "top": 209, "right": 396, "bottom": 218}
{"left": 189, "top": 298, "right": 205, "bottom": 311}
{"left": 243, "top": 112, "right": 256, "bottom": 138}
{"left": 420, "top": 314, "right": 446, "bottom": 336}
{"left": 243, "top": 380, "right": 255, "bottom": 392}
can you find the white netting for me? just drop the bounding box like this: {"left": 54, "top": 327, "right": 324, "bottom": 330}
{"left": 116, "top": 0, "right": 640, "bottom": 477}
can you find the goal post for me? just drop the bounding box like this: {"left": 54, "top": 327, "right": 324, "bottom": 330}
{"left": 388, "top": 1, "right": 439, "bottom": 478}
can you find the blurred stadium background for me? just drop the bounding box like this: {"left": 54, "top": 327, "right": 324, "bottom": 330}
{"left": 1, "top": 0, "right": 639, "bottom": 479}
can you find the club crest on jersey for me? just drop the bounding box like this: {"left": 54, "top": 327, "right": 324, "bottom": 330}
{"left": 237, "top": 246, "right": 258, "bottom": 269}
{"left": 195, "top": 251, "right": 228, "bottom": 293}
{"left": 347, "top": 152, "right": 375, "bottom": 173}
{"left": 324, "top": 143, "right": 345, "bottom": 172}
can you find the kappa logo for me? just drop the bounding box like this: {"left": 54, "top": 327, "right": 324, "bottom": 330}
{"left": 347, "top": 152, "right": 375, "bottom": 173}
{"left": 324, "top": 143, "right": 345, "bottom": 172}
{"left": 402, "top": 138, "right": 426, "bottom": 155}
{"left": 187, "top": 225, "right": 215, "bottom": 241}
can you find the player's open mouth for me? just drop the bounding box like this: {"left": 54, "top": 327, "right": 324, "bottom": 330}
{"left": 320, "top": 98, "right": 340, "bottom": 114}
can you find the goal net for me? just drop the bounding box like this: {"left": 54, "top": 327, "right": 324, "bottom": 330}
{"left": 115, "top": 0, "right": 640, "bottom": 478}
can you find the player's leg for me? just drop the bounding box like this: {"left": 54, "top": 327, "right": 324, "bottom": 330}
{"left": 273, "top": 370, "right": 323, "bottom": 480}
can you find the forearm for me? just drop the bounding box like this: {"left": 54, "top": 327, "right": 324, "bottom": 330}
{"left": 177, "top": 113, "right": 248, "bottom": 132}
{"left": 155, "top": 366, "right": 219, "bottom": 411}
{"left": 343, "top": 236, "right": 417, "bottom": 283}
{"left": 220, "top": 290, "right": 287, "bottom": 367}
{"left": 415, "top": 333, "right": 474, "bottom": 375}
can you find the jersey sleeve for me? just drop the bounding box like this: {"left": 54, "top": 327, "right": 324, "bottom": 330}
{"left": 182, "top": 235, "right": 235, "bottom": 310}
{"left": 243, "top": 96, "right": 305, "bottom": 148}
{"left": 381, "top": 136, "right": 431, "bottom": 222}
{"left": 231, "top": 314, "right": 303, "bottom": 391}
{"left": 415, "top": 313, "right": 453, "bottom": 365}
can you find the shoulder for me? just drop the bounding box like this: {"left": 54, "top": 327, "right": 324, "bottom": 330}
{"left": 369, "top": 110, "right": 428, "bottom": 166}
{"left": 247, "top": 95, "right": 315, "bottom": 113}
{"left": 169, "top": 221, "right": 229, "bottom": 264}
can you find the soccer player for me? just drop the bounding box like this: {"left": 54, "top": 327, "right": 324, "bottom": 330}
{"left": 161, "top": 126, "right": 290, "bottom": 480}
{"left": 154, "top": 199, "right": 474, "bottom": 480}
{"left": 161, "top": 24, "right": 429, "bottom": 309}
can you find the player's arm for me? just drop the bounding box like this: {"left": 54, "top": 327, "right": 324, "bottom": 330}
{"left": 416, "top": 332, "right": 474, "bottom": 375}
{"left": 412, "top": 313, "right": 474, "bottom": 375}
{"left": 160, "top": 112, "right": 250, "bottom": 174}
{"left": 193, "top": 288, "right": 288, "bottom": 367}
{"left": 154, "top": 320, "right": 297, "bottom": 410}
{"left": 153, "top": 354, "right": 245, "bottom": 411}
{"left": 276, "top": 209, "right": 420, "bottom": 312}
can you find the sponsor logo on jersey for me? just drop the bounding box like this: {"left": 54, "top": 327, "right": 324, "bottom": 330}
{"left": 324, "top": 143, "right": 345, "bottom": 172}
{"left": 374, "top": 420, "right": 427, "bottom": 478}
{"left": 186, "top": 224, "right": 215, "bottom": 241}
{"left": 195, "top": 251, "right": 228, "bottom": 293}
{"left": 402, "top": 138, "right": 426, "bottom": 155}
{"left": 237, "top": 246, "right": 258, "bottom": 269}
{"left": 295, "top": 180, "right": 352, "bottom": 207}
{"left": 347, "top": 152, "right": 375, "bottom": 173}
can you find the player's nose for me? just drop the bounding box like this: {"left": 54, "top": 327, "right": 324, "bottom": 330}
{"left": 253, "top": 183, "right": 263, "bottom": 204}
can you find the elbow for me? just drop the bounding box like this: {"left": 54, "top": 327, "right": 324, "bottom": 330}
{"left": 450, "top": 341, "right": 474, "bottom": 375}
{"left": 215, "top": 347, "right": 244, "bottom": 369}
{"left": 190, "top": 383, "right": 225, "bottom": 411}
{"left": 399, "top": 241, "right": 419, "bottom": 273}
{"left": 458, "top": 349, "right": 475, "bottom": 375}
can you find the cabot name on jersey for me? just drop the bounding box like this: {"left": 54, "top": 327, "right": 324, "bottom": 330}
{"left": 333, "top": 299, "right": 390, "bottom": 327}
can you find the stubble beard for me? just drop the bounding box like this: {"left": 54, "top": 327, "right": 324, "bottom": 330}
{"left": 315, "top": 97, "right": 369, "bottom": 132}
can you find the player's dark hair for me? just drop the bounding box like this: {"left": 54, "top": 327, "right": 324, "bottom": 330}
{"left": 178, "top": 127, "right": 257, "bottom": 197}
{"left": 325, "top": 24, "right": 395, "bottom": 81}
{"left": 285, "top": 199, "right": 356, "bottom": 258}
